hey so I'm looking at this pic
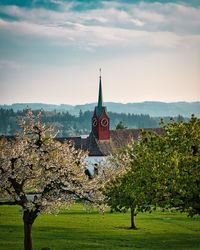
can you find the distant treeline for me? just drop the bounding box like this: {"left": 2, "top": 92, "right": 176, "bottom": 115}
{"left": 0, "top": 109, "right": 186, "bottom": 136}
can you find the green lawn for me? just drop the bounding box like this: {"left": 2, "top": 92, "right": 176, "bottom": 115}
{"left": 0, "top": 204, "right": 199, "bottom": 250}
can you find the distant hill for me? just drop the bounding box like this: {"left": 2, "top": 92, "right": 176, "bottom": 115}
{"left": 0, "top": 101, "right": 199, "bottom": 117}
{"left": 0, "top": 103, "right": 73, "bottom": 112}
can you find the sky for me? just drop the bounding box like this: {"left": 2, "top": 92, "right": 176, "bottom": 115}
{"left": 0, "top": 0, "right": 200, "bottom": 105}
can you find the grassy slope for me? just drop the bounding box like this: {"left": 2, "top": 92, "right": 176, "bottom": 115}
{"left": 0, "top": 204, "right": 199, "bottom": 250}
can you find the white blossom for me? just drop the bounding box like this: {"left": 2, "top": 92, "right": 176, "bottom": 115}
{"left": 0, "top": 110, "right": 120, "bottom": 214}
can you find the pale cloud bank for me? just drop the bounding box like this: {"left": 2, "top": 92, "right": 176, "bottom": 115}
{"left": 0, "top": 0, "right": 199, "bottom": 104}
{"left": 0, "top": 2, "right": 200, "bottom": 50}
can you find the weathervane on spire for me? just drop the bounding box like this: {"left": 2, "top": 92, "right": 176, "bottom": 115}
{"left": 99, "top": 68, "right": 101, "bottom": 78}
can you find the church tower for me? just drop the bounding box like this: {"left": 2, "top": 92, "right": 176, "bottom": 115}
{"left": 92, "top": 70, "right": 110, "bottom": 140}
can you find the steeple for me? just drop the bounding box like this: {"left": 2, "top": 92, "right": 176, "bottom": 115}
{"left": 91, "top": 69, "right": 110, "bottom": 140}
{"left": 96, "top": 68, "right": 103, "bottom": 117}
{"left": 98, "top": 68, "right": 103, "bottom": 108}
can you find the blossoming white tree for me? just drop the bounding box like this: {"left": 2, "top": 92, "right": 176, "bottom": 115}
{"left": 0, "top": 110, "right": 111, "bottom": 250}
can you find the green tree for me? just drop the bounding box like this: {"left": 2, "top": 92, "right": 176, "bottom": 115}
{"left": 116, "top": 121, "right": 126, "bottom": 130}
{"left": 104, "top": 175, "right": 138, "bottom": 229}
{"left": 104, "top": 132, "right": 160, "bottom": 229}
{"left": 158, "top": 115, "right": 200, "bottom": 216}
{"left": 104, "top": 116, "right": 200, "bottom": 229}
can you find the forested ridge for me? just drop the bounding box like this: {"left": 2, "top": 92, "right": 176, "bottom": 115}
{"left": 0, "top": 109, "right": 186, "bottom": 136}
{"left": 1, "top": 101, "right": 199, "bottom": 117}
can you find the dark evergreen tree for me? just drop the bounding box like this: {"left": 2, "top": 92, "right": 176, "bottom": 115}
{"left": 0, "top": 108, "right": 188, "bottom": 136}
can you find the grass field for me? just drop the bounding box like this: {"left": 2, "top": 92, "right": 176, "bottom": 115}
{"left": 0, "top": 204, "right": 199, "bottom": 250}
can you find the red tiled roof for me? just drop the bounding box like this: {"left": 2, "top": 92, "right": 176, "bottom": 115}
{"left": 2, "top": 128, "right": 163, "bottom": 156}
{"left": 63, "top": 128, "right": 164, "bottom": 156}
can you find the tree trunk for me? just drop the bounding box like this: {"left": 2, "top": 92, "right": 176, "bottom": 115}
{"left": 23, "top": 211, "right": 35, "bottom": 250}
{"left": 24, "top": 221, "right": 33, "bottom": 250}
{"left": 130, "top": 207, "right": 137, "bottom": 229}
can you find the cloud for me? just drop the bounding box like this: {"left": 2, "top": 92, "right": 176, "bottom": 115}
{"left": 0, "top": 17, "right": 185, "bottom": 50}
{"left": 0, "top": 1, "right": 199, "bottom": 105}
{"left": 0, "top": 1, "right": 199, "bottom": 52}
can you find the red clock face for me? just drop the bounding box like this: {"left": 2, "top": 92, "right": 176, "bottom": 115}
{"left": 93, "top": 118, "right": 98, "bottom": 127}
{"left": 101, "top": 118, "right": 108, "bottom": 127}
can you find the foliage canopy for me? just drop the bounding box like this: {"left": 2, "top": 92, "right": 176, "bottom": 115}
{"left": 104, "top": 116, "right": 200, "bottom": 228}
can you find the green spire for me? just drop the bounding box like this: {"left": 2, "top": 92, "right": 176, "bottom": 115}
{"left": 98, "top": 74, "right": 103, "bottom": 108}
{"left": 96, "top": 68, "right": 104, "bottom": 117}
